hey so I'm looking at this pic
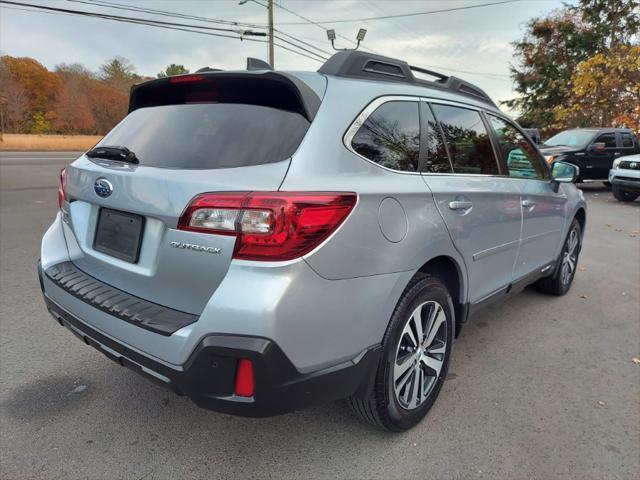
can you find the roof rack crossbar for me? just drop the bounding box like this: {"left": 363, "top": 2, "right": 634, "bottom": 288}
{"left": 409, "top": 65, "right": 448, "bottom": 83}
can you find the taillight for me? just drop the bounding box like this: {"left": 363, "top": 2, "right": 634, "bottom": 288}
{"left": 177, "top": 192, "right": 357, "bottom": 261}
{"left": 58, "top": 167, "right": 68, "bottom": 209}
{"left": 234, "top": 359, "right": 254, "bottom": 397}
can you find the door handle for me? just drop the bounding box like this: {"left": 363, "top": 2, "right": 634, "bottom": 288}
{"left": 448, "top": 200, "right": 473, "bottom": 210}
{"left": 522, "top": 199, "right": 536, "bottom": 208}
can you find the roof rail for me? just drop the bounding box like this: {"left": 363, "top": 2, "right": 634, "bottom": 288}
{"left": 317, "top": 51, "right": 496, "bottom": 107}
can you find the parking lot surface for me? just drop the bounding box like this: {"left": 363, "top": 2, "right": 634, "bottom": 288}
{"left": 1, "top": 152, "right": 639, "bottom": 479}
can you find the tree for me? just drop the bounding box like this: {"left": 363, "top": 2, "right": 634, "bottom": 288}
{"left": 157, "top": 64, "right": 189, "bottom": 78}
{"left": 88, "top": 82, "right": 128, "bottom": 134}
{"left": 573, "top": 0, "right": 640, "bottom": 48}
{"left": 504, "top": 0, "right": 639, "bottom": 131}
{"left": 53, "top": 63, "right": 96, "bottom": 134}
{"left": 1, "top": 55, "right": 62, "bottom": 126}
{"left": 99, "top": 56, "right": 140, "bottom": 93}
{"left": 0, "top": 59, "right": 30, "bottom": 134}
{"left": 502, "top": 9, "right": 600, "bottom": 129}
{"left": 555, "top": 45, "right": 640, "bottom": 132}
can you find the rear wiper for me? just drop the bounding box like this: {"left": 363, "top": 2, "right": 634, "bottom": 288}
{"left": 86, "top": 145, "right": 139, "bottom": 164}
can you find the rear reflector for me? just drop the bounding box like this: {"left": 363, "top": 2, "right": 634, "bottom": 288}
{"left": 234, "top": 359, "right": 254, "bottom": 397}
{"left": 178, "top": 192, "right": 357, "bottom": 261}
{"left": 58, "top": 167, "right": 68, "bottom": 209}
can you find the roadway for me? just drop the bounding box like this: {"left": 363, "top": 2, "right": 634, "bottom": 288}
{"left": 1, "top": 151, "right": 638, "bottom": 479}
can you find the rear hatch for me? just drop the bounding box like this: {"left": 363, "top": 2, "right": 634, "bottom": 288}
{"left": 61, "top": 72, "right": 322, "bottom": 315}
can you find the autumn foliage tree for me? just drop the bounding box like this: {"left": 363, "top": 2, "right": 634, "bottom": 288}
{"left": 0, "top": 55, "right": 130, "bottom": 135}
{"left": 555, "top": 45, "right": 640, "bottom": 132}
{"left": 505, "top": 0, "right": 640, "bottom": 134}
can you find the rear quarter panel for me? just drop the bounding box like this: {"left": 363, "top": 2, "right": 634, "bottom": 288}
{"left": 280, "top": 77, "right": 467, "bottom": 296}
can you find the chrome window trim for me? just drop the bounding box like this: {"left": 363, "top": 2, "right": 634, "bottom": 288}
{"left": 343, "top": 95, "right": 424, "bottom": 176}
{"left": 343, "top": 94, "right": 506, "bottom": 178}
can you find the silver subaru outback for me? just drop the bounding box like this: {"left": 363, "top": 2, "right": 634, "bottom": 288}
{"left": 39, "top": 51, "right": 586, "bottom": 431}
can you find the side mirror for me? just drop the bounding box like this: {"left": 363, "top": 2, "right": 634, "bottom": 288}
{"left": 590, "top": 142, "right": 606, "bottom": 153}
{"left": 551, "top": 161, "right": 579, "bottom": 183}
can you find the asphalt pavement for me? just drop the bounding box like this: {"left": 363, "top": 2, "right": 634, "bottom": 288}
{"left": 1, "top": 151, "right": 639, "bottom": 479}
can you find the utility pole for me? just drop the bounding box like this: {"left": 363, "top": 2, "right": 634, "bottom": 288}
{"left": 267, "top": 0, "right": 274, "bottom": 68}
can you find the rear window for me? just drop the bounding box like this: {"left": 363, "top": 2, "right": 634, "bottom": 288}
{"left": 96, "top": 103, "right": 310, "bottom": 169}
{"left": 350, "top": 101, "right": 420, "bottom": 172}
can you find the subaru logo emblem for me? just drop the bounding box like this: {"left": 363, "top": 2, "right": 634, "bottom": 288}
{"left": 94, "top": 178, "right": 113, "bottom": 198}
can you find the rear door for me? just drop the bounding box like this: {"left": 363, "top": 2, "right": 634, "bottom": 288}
{"left": 61, "top": 73, "right": 318, "bottom": 314}
{"left": 585, "top": 132, "right": 617, "bottom": 179}
{"left": 618, "top": 131, "right": 640, "bottom": 157}
{"left": 421, "top": 101, "right": 522, "bottom": 304}
{"left": 487, "top": 114, "right": 566, "bottom": 279}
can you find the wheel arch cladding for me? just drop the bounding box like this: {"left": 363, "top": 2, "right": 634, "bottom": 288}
{"left": 416, "top": 255, "right": 465, "bottom": 335}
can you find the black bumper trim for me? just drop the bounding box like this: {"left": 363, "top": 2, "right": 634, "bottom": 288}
{"left": 44, "top": 261, "right": 198, "bottom": 336}
{"left": 611, "top": 177, "right": 640, "bottom": 193}
{"left": 40, "top": 264, "right": 381, "bottom": 417}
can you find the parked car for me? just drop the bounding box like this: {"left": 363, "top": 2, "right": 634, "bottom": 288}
{"left": 523, "top": 128, "right": 542, "bottom": 144}
{"left": 539, "top": 128, "right": 640, "bottom": 183}
{"left": 609, "top": 153, "right": 640, "bottom": 202}
{"left": 38, "top": 52, "right": 587, "bottom": 431}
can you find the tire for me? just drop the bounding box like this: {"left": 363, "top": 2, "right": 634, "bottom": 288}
{"left": 348, "top": 275, "right": 454, "bottom": 432}
{"left": 612, "top": 185, "right": 639, "bottom": 202}
{"left": 535, "top": 219, "right": 582, "bottom": 296}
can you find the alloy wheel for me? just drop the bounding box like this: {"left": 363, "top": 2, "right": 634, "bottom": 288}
{"left": 393, "top": 301, "right": 447, "bottom": 410}
{"left": 560, "top": 227, "right": 579, "bottom": 286}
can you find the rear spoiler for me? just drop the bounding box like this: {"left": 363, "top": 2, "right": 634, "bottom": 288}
{"left": 128, "top": 71, "right": 321, "bottom": 122}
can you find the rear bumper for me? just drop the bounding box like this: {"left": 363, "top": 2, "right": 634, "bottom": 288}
{"left": 39, "top": 263, "right": 380, "bottom": 417}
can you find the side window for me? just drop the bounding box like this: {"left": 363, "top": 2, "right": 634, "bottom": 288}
{"left": 423, "top": 105, "right": 452, "bottom": 173}
{"left": 620, "top": 133, "right": 635, "bottom": 148}
{"left": 488, "top": 115, "right": 547, "bottom": 180}
{"left": 351, "top": 101, "right": 420, "bottom": 172}
{"left": 594, "top": 133, "right": 617, "bottom": 148}
{"left": 430, "top": 104, "right": 499, "bottom": 175}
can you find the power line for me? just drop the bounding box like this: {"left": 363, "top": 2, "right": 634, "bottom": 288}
{"left": 0, "top": 0, "right": 330, "bottom": 63}
{"left": 263, "top": 0, "right": 523, "bottom": 25}
{"left": 0, "top": 1, "right": 264, "bottom": 35}
{"left": 71, "top": 0, "right": 331, "bottom": 60}
{"left": 68, "top": 0, "right": 263, "bottom": 29}
{"left": 253, "top": 0, "right": 369, "bottom": 51}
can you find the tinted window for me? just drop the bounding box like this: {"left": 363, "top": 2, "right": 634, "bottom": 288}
{"left": 621, "top": 133, "right": 635, "bottom": 148}
{"left": 489, "top": 116, "right": 547, "bottom": 179}
{"left": 351, "top": 101, "right": 420, "bottom": 172}
{"left": 544, "top": 130, "right": 594, "bottom": 148}
{"left": 431, "top": 104, "right": 498, "bottom": 175}
{"left": 594, "top": 133, "right": 617, "bottom": 148}
{"left": 97, "top": 103, "right": 309, "bottom": 169}
{"left": 423, "top": 105, "right": 452, "bottom": 173}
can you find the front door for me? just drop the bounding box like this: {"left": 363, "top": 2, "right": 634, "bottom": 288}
{"left": 486, "top": 115, "right": 567, "bottom": 279}
{"left": 585, "top": 132, "right": 617, "bottom": 180}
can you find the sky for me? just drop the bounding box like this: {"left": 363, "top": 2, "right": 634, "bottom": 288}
{"left": 0, "top": 0, "right": 572, "bottom": 113}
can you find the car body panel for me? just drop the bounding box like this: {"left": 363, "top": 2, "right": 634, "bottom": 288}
{"left": 39, "top": 59, "right": 588, "bottom": 414}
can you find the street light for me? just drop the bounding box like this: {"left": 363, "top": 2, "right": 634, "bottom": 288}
{"left": 327, "top": 28, "right": 367, "bottom": 51}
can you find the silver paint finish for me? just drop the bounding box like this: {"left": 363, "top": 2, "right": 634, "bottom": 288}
{"left": 40, "top": 72, "right": 586, "bottom": 373}
{"left": 378, "top": 197, "right": 407, "bottom": 243}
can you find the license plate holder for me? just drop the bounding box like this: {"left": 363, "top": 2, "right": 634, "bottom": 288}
{"left": 93, "top": 208, "right": 144, "bottom": 263}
